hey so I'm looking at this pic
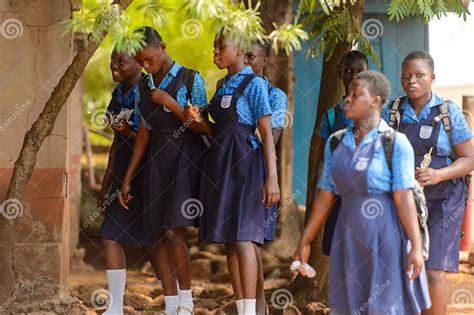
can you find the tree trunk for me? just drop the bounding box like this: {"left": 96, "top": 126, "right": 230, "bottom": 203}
{"left": 257, "top": 0, "right": 300, "bottom": 258}
{"left": 290, "top": 1, "right": 365, "bottom": 309}
{"left": 0, "top": 0, "right": 132, "bottom": 308}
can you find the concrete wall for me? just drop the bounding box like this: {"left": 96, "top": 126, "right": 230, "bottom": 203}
{"left": 0, "top": 0, "right": 82, "bottom": 311}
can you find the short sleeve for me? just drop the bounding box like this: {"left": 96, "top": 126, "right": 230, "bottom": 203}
{"left": 135, "top": 105, "right": 152, "bottom": 130}
{"left": 391, "top": 133, "right": 415, "bottom": 191}
{"left": 448, "top": 102, "right": 473, "bottom": 146}
{"left": 191, "top": 72, "right": 207, "bottom": 107}
{"left": 380, "top": 103, "right": 390, "bottom": 123}
{"left": 246, "top": 77, "right": 272, "bottom": 119}
{"left": 269, "top": 88, "right": 287, "bottom": 129}
{"left": 317, "top": 136, "right": 338, "bottom": 193}
{"left": 319, "top": 111, "right": 331, "bottom": 140}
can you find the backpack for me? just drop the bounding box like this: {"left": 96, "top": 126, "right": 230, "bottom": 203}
{"left": 330, "top": 128, "right": 430, "bottom": 260}
{"left": 326, "top": 105, "right": 341, "bottom": 134}
{"left": 388, "top": 97, "right": 471, "bottom": 208}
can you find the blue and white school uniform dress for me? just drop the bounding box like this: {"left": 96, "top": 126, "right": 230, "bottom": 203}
{"left": 382, "top": 92, "right": 472, "bottom": 272}
{"left": 319, "top": 119, "right": 431, "bottom": 314}
{"left": 199, "top": 66, "right": 272, "bottom": 244}
{"left": 319, "top": 96, "right": 354, "bottom": 255}
{"left": 136, "top": 62, "right": 207, "bottom": 238}
{"left": 264, "top": 80, "right": 287, "bottom": 241}
{"left": 98, "top": 79, "right": 153, "bottom": 246}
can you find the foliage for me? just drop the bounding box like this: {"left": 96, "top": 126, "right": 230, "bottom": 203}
{"left": 297, "top": 0, "right": 471, "bottom": 62}
{"left": 63, "top": 0, "right": 308, "bottom": 144}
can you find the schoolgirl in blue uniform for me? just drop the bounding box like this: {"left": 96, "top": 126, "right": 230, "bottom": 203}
{"left": 319, "top": 50, "right": 368, "bottom": 256}
{"left": 381, "top": 51, "right": 473, "bottom": 314}
{"left": 295, "top": 71, "right": 431, "bottom": 314}
{"left": 118, "top": 27, "right": 207, "bottom": 315}
{"left": 244, "top": 40, "right": 287, "bottom": 314}
{"left": 184, "top": 32, "right": 280, "bottom": 315}
{"left": 98, "top": 49, "right": 158, "bottom": 315}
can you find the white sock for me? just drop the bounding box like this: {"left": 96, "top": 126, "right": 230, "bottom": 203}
{"left": 236, "top": 299, "right": 244, "bottom": 315}
{"left": 165, "top": 295, "right": 179, "bottom": 314}
{"left": 178, "top": 288, "right": 193, "bottom": 310}
{"left": 243, "top": 299, "right": 256, "bottom": 315}
{"left": 103, "top": 269, "right": 126, "bottom": 315}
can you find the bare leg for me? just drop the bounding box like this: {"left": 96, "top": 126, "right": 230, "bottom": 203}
{"left": 422, "top": 269, "right": 447, "bottom": 315}
{"left": 254, "top": 244, "right": 267, "bottom": 315}
{"left": 225, "top": 242, "right": 243, "bottom": 300}
{"left": 102, "top": 239, "right": 126, "bottom": 269}
{"left": 235, "top": 241, "right": 258, "bottom": 299}
{"left": 153, "top": 237, "right": 178, "bottom": 296}
{"left": 164, "top": 227, "right": 192, "bottom": 289}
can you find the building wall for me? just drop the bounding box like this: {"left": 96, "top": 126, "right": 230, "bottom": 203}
{"left": 0, "top": 0, "right": 77, "bottom": 307}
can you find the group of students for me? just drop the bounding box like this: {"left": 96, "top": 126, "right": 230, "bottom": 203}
{"left": 97, "top": 26, "right": 286, "bottom": 315}
{"left": 96, "top": 24, "right": 473, "bottom": 315}
{"left": 294, "top": 50, "right": 473, "bottom": 315}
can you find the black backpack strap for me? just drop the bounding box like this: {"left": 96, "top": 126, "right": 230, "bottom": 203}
{"left": 181, "top": 68, "right": 197, "bottom": 103}
{"left": 381, "top": 128, "right": 396, "bottom": 171}
{"left": 330, "top": 129, "right": 346, "bottom": 153}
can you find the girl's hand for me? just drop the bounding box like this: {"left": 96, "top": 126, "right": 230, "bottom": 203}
{"left": 415, "top": 167, "right": 442, "bottom": 186}
{"left": 150, "top": 89, "right": 172, "bottom": 105}
{"left": 406, "top": 247, "right": 424, "bottom": 280}
{"left": 263, "top": 174, "right": 280, "bottom": 209}
{"left": 111, "top": 121, "right": 133, "bottom": 137}
{"left": 293, "top": 240, "right": 311, "bottom": 276}
{"left": 119, "top": 182, "right": 133, "bottom": 210}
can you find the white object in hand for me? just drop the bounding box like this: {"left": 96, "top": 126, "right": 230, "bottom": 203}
{"left": 290, "top": 260, "right": 301, "bottom": 271}
{"left": 148, "top": 73, "right": 156, "bottom": 90}
{"left": 290, "top": 260, "right": 316, "bottom": 278}
{"left": 419, "top": 147, "right": 433, "bottom": 169}
{"left": 113, "top": 108, "right": 134, "bottom": 126}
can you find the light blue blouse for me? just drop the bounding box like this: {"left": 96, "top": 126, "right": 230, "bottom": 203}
{"left": 216, "top": 66, "right": 272, "bottom": 126}
{"left": 267, "top": 82, "right": 287, "bottom": 129}
{"left": 318, "top": 119, "right": 415, "bottom": 194}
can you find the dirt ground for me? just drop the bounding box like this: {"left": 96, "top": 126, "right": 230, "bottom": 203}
{"left": 69, "top": 233, "right": 474, "bottom": 314}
